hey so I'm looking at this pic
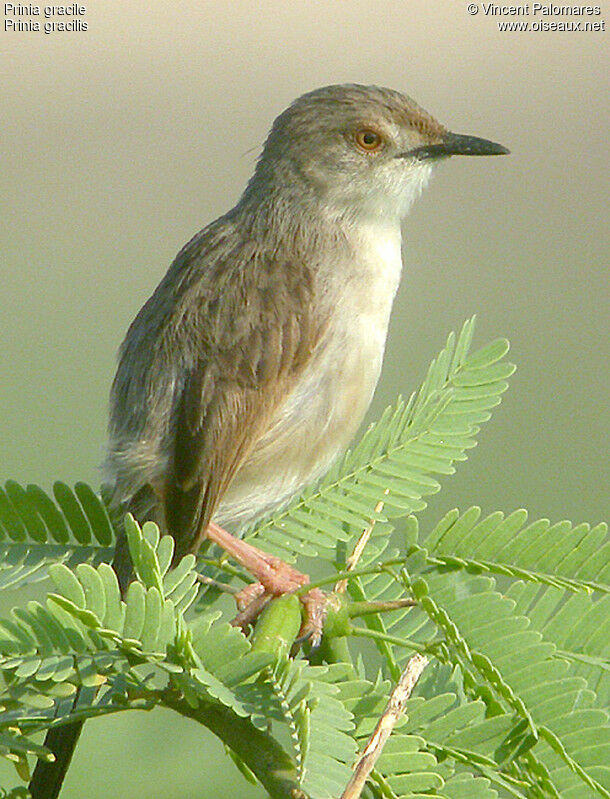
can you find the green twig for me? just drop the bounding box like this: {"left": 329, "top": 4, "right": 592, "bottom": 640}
{"left": 161, "top": 688, "right": 300, "bottom": 799}
{"left": 296, "top": 559, "right": 405, "bottom": 595}
{"left": 350, "top": 625, "right": 429, "bottom": 655}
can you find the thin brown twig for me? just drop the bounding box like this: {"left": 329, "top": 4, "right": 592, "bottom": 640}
{"left": 339, "top": 653, "right": 429, "bottom": 799}
{"left": 335, "top": 490, "right": 389, "bottom": 593}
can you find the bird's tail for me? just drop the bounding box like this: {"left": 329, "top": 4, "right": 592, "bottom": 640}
{"left": 27, "top": 487, "right": 151, "bottom": 797}
{"left": 28, "top": 720, "right": 84, "bottom": 799}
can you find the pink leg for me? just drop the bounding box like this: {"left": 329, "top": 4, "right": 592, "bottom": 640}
{"left": 207, "top": 521, "right": 310, "bottom": 594}
{"left": 206, "top": 521, "right": 327, "bottom": 643}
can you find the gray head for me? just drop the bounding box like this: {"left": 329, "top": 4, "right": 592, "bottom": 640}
{"left": 243, "top": 84, "right": 508, "bottom": 220}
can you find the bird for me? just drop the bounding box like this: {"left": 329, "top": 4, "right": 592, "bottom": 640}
{"left": 106, "top": 83, "right": 508, "bottom": 611}
{"left": 29, "top": 83, "right": 508, "bottom": 798}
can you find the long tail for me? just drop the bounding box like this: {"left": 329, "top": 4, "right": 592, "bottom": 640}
{"left": 27, "top": 532, "right": 134, "bottom": 797}
{"left": 28, "top": 720, "right": 84, "bottom": 799}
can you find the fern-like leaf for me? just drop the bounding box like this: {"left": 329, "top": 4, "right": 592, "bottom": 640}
{"left": 246, "top": 318, "right": 514, "bottom": 561}
{"left": 426, "top": 507, "right": 609, "bottom": 594}
{"left": 0, "top": 482, "right": 116, "bottom": 590}
{"left": 404, "top": 569, "right": 610, "bottom": 798}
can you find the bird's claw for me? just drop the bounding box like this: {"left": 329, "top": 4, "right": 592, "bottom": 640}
{"left": 296, "top": 588, "right": 327, "bottom": 647}
{"left": 232, "top": 580, "right": 328, "bottom": 647}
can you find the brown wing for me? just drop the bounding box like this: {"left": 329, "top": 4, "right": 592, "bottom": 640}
{"left": 163, "top": 250, "right": 321, "bottom": 561}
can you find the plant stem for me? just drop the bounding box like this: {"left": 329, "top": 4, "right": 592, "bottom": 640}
{"left": 350, "top": 626, "right": 429, "bottom": 655}
{"left": 161, "top": 688, "right": 300, "bottom": 799}
{"left": 348, "top": 598, "right": 417, "bottom": 617}
{"left": 297, "top": 559, "right": 405, "bottom": 594}
{"left": 197, "top": 556, "right": 252, "bottom": 583}
{"left": 346, "top": 579, "right": 402, "bottom": 682}
{"left": 195, "top": 573, "right": 239, "bottom": 593}
{"left": 340, "top": 654, "right": 429, "bottom": 799}
{"left": 335, "top": 493, "right": 388, "bottom": 593}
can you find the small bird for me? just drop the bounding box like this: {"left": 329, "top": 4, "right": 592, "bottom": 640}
{"left": 106, "top": 83, "right": 508, "bottom": 620}
{"left": 30, "top": 84, "right": 508, "bottom": 798}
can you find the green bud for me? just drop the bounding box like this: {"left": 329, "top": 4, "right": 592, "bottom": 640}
{"left": 250, "top": 594, "right": 302, "bottom": 661}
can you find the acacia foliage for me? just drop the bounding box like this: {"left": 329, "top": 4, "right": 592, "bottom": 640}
{"left": 0, "top": 319, "right": 607, "bottom": 799}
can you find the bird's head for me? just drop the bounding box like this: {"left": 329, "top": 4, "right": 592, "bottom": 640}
{"left": 249, "top": 84, "right": 508, "bottom": 221}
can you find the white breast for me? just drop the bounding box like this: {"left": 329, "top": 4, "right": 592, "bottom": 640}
{"left": 215, "top": 221, "right": 404, "bottom": 529}
{"left": 349, "top": 222, "right": 403, "bottom": 351}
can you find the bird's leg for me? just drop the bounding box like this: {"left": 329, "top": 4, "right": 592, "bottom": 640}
{"left": 205, "top": 521, "right": 327, "bottom": 642}
{"left": 206, "top": 521, "right": 309, "bottom": 592}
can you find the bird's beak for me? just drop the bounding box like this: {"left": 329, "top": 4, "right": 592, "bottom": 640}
{"left": 399, "top": 131, "right": 510, "bottom": 160}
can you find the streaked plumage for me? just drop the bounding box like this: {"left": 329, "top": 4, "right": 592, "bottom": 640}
{"left": 105, "top": 83, "right": 507, "bottom": 573}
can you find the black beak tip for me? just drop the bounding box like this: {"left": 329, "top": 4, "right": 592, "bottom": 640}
{"left": 481, "top": 141, "right": 510, "bottom": 156}
{"left": 398, "top": 133, "right": 510, "bottom": 161}
{"left": 481, "top": 141, "right": 509, "bottom": 156}
{"left": 445, "top": 132, "right": 510, "bottom": 157}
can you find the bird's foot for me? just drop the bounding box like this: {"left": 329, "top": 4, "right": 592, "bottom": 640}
{"left": 297, "top": 587, "right": 327, "bottom": 646}
{"left": 205, "top": 521, "right": 328, "bottom": 644}
{"left": 232, "top": 563, "right": 327, "bottom": 645}
{"left": 233, "top": 583, "right": 328, "bottom": 647}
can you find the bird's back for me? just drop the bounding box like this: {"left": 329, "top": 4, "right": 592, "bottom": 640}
{"left": 105, "top": 209, "right": 326, "bottom": 550}
{"left": 105, "top": 205, "right": 403, "bottom": 551}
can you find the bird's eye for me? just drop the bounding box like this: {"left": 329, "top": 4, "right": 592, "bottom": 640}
{"left": 354, "top": 128, "right": 383, "bottom": 153}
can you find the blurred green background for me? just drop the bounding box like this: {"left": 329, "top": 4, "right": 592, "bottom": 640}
{"left": 1, "top": 1, "right": 608, "bottom": 796}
